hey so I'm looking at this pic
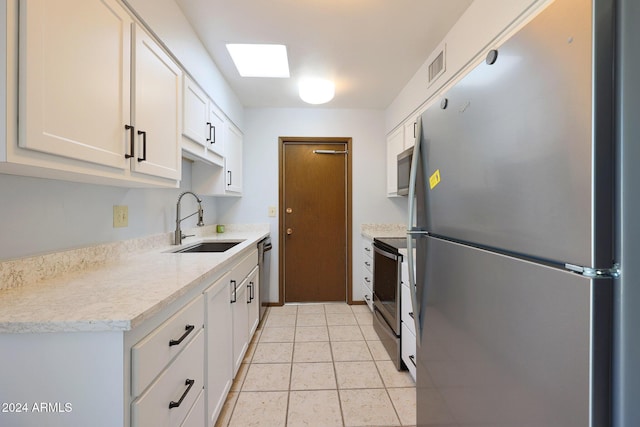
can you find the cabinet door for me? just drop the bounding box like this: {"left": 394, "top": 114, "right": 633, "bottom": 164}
{"left": 131, "top": 330, "right": 204, "bottom": 427}
{"left": 131, "top": 24, "right": 182, "bottom": 180}
{"left": 183, "top": 77, "right": 209, "bottom": 149}
{"left": 180, "top": 389, "right": 205, "bottom": 427}
{"left": 225, "top": 123, "right": 243, "bottom": 194}
{"left": 247, "top": 267, "right": 260, "bottom": 337}
{"left": 18, "top": 0, "right": 131, "bottom": 169}
{"left": 386, "top": 127, "right": 404, "bottom": 196}
{"left": 207, "top": 103, "right": 226, "bottom": 158}
{"left": 205, "top": 272, "right": 233, "bottom": 426}
{"left": 403, "top": 117, "right": 418, "bottom": 149}
{"left": 231, "top": 278, "right": 249, "bottom": 376}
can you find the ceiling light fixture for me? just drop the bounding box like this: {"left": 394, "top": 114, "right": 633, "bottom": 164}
{"left": 226, "top": 44, "right": 290, "bottom": 78}
{"left": 298, "top": 78, "right": 335, "bottom": 104}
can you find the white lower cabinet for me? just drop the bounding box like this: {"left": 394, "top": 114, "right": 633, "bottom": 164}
{"left": 131, "top": 330, "right": 204, "bottom": 427}
{"left": 205, "top": 272, "right": 233, "bottom": 426}
{"left": 0, "top": 245, "right": 264, "bottom": 427}
{"left": 231, "top": 278, "right": 249, "bottom": 376}
{"left": 229, "top": 249, "right": 259, "bottom": 376}
{"left": 247, "top": 266, "right": 260, "bottom": 337}
{"left": 131, "top": 295, "right": 204, "bottom": 397}
{"left": 181, "top": 389, "right": 205, "bottom": 427}
{"left": 400, "top": 260, "right": 417, "bottom": 381}
{"left": 401, "top": 322, "right": 417, "bottom": 380}
{"left": 361, "top": 237, "right": 374, "bottom": 310}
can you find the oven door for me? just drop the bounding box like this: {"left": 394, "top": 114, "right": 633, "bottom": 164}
{"left": 372, "top": 243, "right": 402, "bottom": 335}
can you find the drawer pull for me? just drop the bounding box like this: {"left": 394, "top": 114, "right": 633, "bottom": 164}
{"left": 247, "top": 282, "right": 253, "bottom": 303}
{"left": 408, "top": 312, "right": 414, "bottom": 319}
{"left": 169, "top": 379, "right": 195, "bottom": 409}
{"left": 364, "top": 295, "right": 370, "bottom": 301}
{"left": 365, "top": 261, "right": 371, "bottom": 267}
{"left": 169, "top": 325, "right": 195, "bottom": 347}
{"left": 365, "top": 247, "right": 371, "bottom": 252}
{"left": 364, "top": 277, "right": 371, "bottom": 283}
{"left": 408, "top": 354, "right": 417, "bottom": 367}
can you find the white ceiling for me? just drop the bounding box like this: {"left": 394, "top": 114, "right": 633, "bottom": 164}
{"left": 175, "top": 0, "right": 473, "bottom": 109}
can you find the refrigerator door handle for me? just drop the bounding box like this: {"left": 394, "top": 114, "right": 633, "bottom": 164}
{"left": 407, "top": 116, "right": 423, "bottom": 345}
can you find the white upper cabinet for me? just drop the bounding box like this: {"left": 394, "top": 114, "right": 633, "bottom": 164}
{"left": 207, "top": 101, "right": 226, "bottom": 159}
{"left": 225, "top": 122, "right": 243, "bottom": 194}
{"left": 182, "top": 76, "right": 226, "bottom": 165}
{"left": 403, "top": 115, "right": 418, "bottom": 149}
{"left": 131, "top": 24, "right": 182, "bottom": 181}
{"left": 182, "top": 77, "right": 209, "bottom": 150}
{"left": 386, "top": 126, "right": 404, "bottom": 197}
{"left": 191, "top": 120, "right": 243, "bottom": 197}
{"left": 18, "top": 0, "right": 132, "bottom": 170}
{"left": 11, "top": 0, "right": 182, "bottom": 187}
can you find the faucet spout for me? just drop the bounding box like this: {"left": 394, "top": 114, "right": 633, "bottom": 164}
{"left": 174, "top": 191, "right": 204, "bottom": 245}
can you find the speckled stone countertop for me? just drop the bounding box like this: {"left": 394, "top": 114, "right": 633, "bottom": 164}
{"left": 0, "top": 226, "right": 269, "bottom": 334}
{"left": 361, "top": 223, "right": 407, "bottom": 240}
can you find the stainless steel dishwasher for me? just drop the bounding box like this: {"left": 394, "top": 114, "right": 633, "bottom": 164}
{"left": 257, "top": 236, "right": 272, "bottom": 322}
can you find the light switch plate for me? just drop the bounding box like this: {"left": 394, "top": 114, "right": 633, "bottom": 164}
{"left": 268, "top": 206, "right": 277, "bottom": 217}
{"left": 113, "top": 205, "right": 128, "bottom": 228}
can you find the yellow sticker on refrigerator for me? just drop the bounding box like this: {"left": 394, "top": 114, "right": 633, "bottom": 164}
{"left": 429, "top": 169, "right": 441, "bottom": 189}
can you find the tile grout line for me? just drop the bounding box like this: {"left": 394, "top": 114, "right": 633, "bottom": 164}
{"left": 223, "top": 303, "right": 413, "bottom": 427}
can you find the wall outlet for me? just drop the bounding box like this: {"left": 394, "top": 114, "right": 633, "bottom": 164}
{"left": 113, "top": 205, "right": 128, "bottom": 228}
{"left": 268, "top": 206, "right": 277, "bottom": 217}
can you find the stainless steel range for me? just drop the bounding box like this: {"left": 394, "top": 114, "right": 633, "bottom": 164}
{"left": 372, "top": 237, "right": 407, "bottom": 370}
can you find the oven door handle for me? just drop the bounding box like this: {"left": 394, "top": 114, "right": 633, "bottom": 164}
{"left": 373, "top": 244, "right": 400, "bottom": 261}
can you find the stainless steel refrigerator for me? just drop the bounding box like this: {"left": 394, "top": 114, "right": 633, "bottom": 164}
{"left": 405, "top": 0, "right": 639, "bottom": 425}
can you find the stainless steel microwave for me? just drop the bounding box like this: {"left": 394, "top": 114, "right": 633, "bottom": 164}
{"left": 396, "top": 147, "right": 413, "bottom": 196}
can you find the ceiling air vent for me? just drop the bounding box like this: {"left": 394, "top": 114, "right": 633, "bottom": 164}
{"left": 428, "top": 44, "right": 446, "bottom": 84}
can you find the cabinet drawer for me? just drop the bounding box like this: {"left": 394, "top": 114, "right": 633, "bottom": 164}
{"left": 401, "top": 322, "right": 417, "bottom": 381}
{"left": 132, "top": 329, "right": 205, "bottom": 427}
{"left": 401, "top": 260, "right": 409, "bottom": 287}
{"left": 132, "top": 295, "right": 204, "bottom": 396}
{"left": 401, "top": 282, "right": 416, "bottom": 336}
{"left": 363, "top": 256, "right": 373, "bottom": 273}
{"left": 361, "top": 281, "right": 373, "bottom": 311}
{"left": 362, "top": 239, "right": 373, "bottom": 259}
{"left": 180, "top": 388, "right": 205, "bottom": 427}
{"left": 362, "top": 265, "right": 372, "bottom": 291}
{"left": 233, "top": 249, "right": 258, "bottom": 283}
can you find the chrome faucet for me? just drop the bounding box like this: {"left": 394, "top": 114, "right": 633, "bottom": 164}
{"left": 174, "top": 191, "right": 205, "bottom": 245}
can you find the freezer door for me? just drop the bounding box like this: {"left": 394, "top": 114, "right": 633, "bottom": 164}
{"left": 416, "top": 236, "right": 611, "bottom": 427}
{"left": 418, "top": 0, "right": 614, "bottom": 268}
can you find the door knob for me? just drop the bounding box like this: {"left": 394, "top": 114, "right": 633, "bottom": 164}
{"left": 286, "top": 208, "right": 293, "bottom": 214}
{"left": 287, "top": 228, "right": 293, "bottom": 235}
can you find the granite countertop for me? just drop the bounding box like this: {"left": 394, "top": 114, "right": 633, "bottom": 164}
{"left": 361, "top": 223, "right": 407, "bottom": 240}
{"left": 0, "top": 228, "right": 268, "bottom": 334}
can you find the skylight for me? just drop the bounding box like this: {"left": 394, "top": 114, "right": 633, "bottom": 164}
{"left": 226, "top": 44, "right": 290, "bottom": 78}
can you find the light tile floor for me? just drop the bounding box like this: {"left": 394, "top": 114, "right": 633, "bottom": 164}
{"left": 214, "top": 303, "right": 417, "bottom": 427}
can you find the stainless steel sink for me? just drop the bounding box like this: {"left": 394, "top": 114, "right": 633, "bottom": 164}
{"left": 172, "top": 240, "right": 244, "bottom": 253}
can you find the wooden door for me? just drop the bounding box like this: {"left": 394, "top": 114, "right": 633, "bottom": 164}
{"left": 280, "top": 139, "right": 352, "bottom": 302}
